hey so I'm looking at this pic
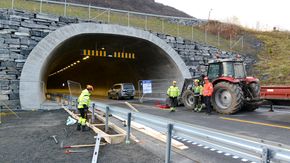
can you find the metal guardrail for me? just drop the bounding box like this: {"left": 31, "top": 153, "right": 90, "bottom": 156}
{"left": 91, "top": 100, "right": 290, "bottom": 163}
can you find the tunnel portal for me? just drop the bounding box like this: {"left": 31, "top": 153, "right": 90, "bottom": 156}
{"left": 20, "top": 23, "right": 191, "bottom": 109}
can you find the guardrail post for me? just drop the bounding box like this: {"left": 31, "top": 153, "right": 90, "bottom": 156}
{"left": 162, "top": 19, "right": 164, "bottom": 33}
{"left": 126, "top": 112, "right": 132, "bottom": 144}
{"left": 127, "top": 12, "right": 130, "bottom": 27}
{"left": 107, "top": 8, "right": 111, "bottom": 23}
{"left": 11, "top": 0, "right": 14, "bottom": 9}
{"left": 177, "top": 23, "right": 180, "bottom": 37}
{"left": 40, "top": 0, "right": 43, "bottom": 13}
{"left": 262, "top": 148, "right": 271, "bottom": 163}
{"left": 145, "top": 15, "right": 148, "bottom": 30}
{"left": 105, "top": 106, "right": 109, "bottom": 133}
{"left": 88, "top": 4, "right": 91, "bottom": 20}
{"left": 165, "top": 124, "right": 173, "bottom": 163}
{"left": 64, "top": 0, "right": 67, "bottom": 16}
{"left": 91, "top": 103, "right": 95, "bottom": 123}
{"left": 191, "top": 25, "right": 194, "bottom": 41}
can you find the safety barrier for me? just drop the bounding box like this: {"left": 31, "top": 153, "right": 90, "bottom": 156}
{"left": 91, "top": 100, "right": 290, "bottom": 163}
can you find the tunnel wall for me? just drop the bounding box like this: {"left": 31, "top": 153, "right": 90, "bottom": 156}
{"left": 0, "top": 9, "right": 254, "bottom": 110}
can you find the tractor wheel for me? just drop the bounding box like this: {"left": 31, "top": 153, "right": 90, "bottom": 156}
{"left": 212, "top": 82, "right": 244, "bottom": 114}
{"left": 244, "top": 82, "right": 260, "bottom": 112}
{"left": 182, "top": 90, "right": 195, "bottom": 110}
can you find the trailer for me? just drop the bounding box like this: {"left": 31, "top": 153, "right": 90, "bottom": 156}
{"left": 260, "top": 86, "right": 290, "bottom": 106}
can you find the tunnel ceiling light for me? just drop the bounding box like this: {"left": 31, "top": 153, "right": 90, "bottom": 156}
{"left": 49, "top": 58, "right": 85, "bottom": 77}
{"left": 83, "top": 56, "right": 90, "bottom": 60}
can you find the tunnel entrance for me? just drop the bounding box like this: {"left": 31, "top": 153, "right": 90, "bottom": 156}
{"left": 20, "top": 23, "right": 191, "bottom": 109}
{"left": 46, "top": 34, "right": 183, "bottom": 96}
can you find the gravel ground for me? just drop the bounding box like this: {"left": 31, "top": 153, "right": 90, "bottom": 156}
{"left": 0, "top": 109, "right": 163, "bottom": 163}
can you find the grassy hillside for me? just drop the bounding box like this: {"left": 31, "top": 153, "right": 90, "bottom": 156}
{"left": 253, "top": 31, "right": 290, "bottom": 85}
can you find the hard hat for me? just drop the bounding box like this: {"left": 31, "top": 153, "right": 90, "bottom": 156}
{"left": 194, "top": 79, "right": 199, "bottom": 83}
{"left": 86, "top": 85, "right": 94, "bottom": 91}
{"left": 204, "top": 76, "right": 209, "bottom": 80}
{"left": 173, "top": 81, "right": 177, "bottom": 84}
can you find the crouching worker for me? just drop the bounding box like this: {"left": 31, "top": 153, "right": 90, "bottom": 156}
{"left": 167, "top": 81, "right": 180, "bottom": 112}
{"left": 192, "top": 79, "right": 203, "bottom": 112}
{"left": 77, "top": 85, "right": 93, "bottom": 131}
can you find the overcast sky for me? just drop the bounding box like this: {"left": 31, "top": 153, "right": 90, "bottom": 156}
{"left": 155, "top": 0, "right": 290, "bottom": 31}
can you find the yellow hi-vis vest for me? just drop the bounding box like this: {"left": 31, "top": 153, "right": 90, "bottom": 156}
{"left": 77, "top": 89, "right": 91, "bottom": 109}
{"left": 167, "top": 86, "right": 180, "bottom": 98}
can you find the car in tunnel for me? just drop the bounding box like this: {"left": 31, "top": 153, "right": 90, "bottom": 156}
{"left": 108, "top": 83, "right": 135, "bottom": 100}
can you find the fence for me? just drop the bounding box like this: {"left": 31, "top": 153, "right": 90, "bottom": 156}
{"left": 138, "top": 78, "right": 184, "bottom": 103}
{"left": 66, "top": 80, "right": 82, "bottom": 109}
{"left": 0, "top": 0, "right": 244, "bottom": 52}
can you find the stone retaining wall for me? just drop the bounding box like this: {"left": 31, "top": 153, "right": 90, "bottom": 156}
{"left": 0, "top": 9, "right": 254, "bottom": 109}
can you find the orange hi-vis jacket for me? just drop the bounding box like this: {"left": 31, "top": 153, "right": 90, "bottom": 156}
{"left": 203, "top": 82, "right": 214, "bottom": 96}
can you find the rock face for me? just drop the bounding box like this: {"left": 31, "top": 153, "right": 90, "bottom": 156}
{"left": 0, "top": 9, "right": 254, "bottom": 110}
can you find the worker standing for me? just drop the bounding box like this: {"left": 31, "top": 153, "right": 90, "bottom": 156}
{"left": 192, "top": 79, "right": 203, "bottom": 112}
{"left": 202, "top": 77, "right": 213, "bottom": 115}
{"left": 77, "top": 85, "right": 93, "bottom": 131}
{"left": 167, "top": 81, "right": 180, "bottom": 112}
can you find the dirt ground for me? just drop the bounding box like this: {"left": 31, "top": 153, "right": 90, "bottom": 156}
{"left": 0, "top": 109, "right": 163, "bottom": 163}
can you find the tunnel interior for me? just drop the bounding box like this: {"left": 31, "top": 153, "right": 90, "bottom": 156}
{"left": 45, "top": 34, "right": 183, "bottom": 96}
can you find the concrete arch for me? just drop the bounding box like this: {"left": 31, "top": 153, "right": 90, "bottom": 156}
{"left": 20, "top": 23, "right": 191, "bottom": 109}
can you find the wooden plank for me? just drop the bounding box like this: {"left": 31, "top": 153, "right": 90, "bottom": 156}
{"left": 63, "top": 107, "right": 125, "bottom": 144}
{"left": 114, "top": 115, "right": 188, "bottom": 150}
{"left": 63, "top": 143, "right": 106, "bottom": 148}
{"left": 92, "top": 124, "right": 105, "bottom": 126}
{"left": 94, "top": 114, "right": 139, "bottom": 143}
{"left": 131, "top": 122, "right": 188, "bottom": 150}
{"left": 124, "top": 102, "right": 139, "bottom": 112}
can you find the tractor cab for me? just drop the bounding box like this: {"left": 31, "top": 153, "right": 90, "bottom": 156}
{"left": 208, "top": 59, "right": 246, "bottom": 82}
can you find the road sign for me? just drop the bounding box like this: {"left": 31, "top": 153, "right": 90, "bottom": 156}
{"left": 142, "top": 80, "right": 152, "bottom": 94}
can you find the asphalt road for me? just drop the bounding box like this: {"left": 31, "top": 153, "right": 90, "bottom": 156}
{"left": 91, "top": 97, "right": 290, "bottom": 162}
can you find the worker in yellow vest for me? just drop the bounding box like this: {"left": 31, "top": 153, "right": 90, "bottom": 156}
{"left": 192, "top": 79, "right": 203, "bottom": 112}
{"left": 77, "top": 85, "right": 93, "bottom": 131}
{"left": 167, "top": 81, "right": 180, "bottom": 112}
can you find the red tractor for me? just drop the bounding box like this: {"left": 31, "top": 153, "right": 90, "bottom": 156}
{"left": 181, "top": 58, "right": 261, "bottom": 114}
